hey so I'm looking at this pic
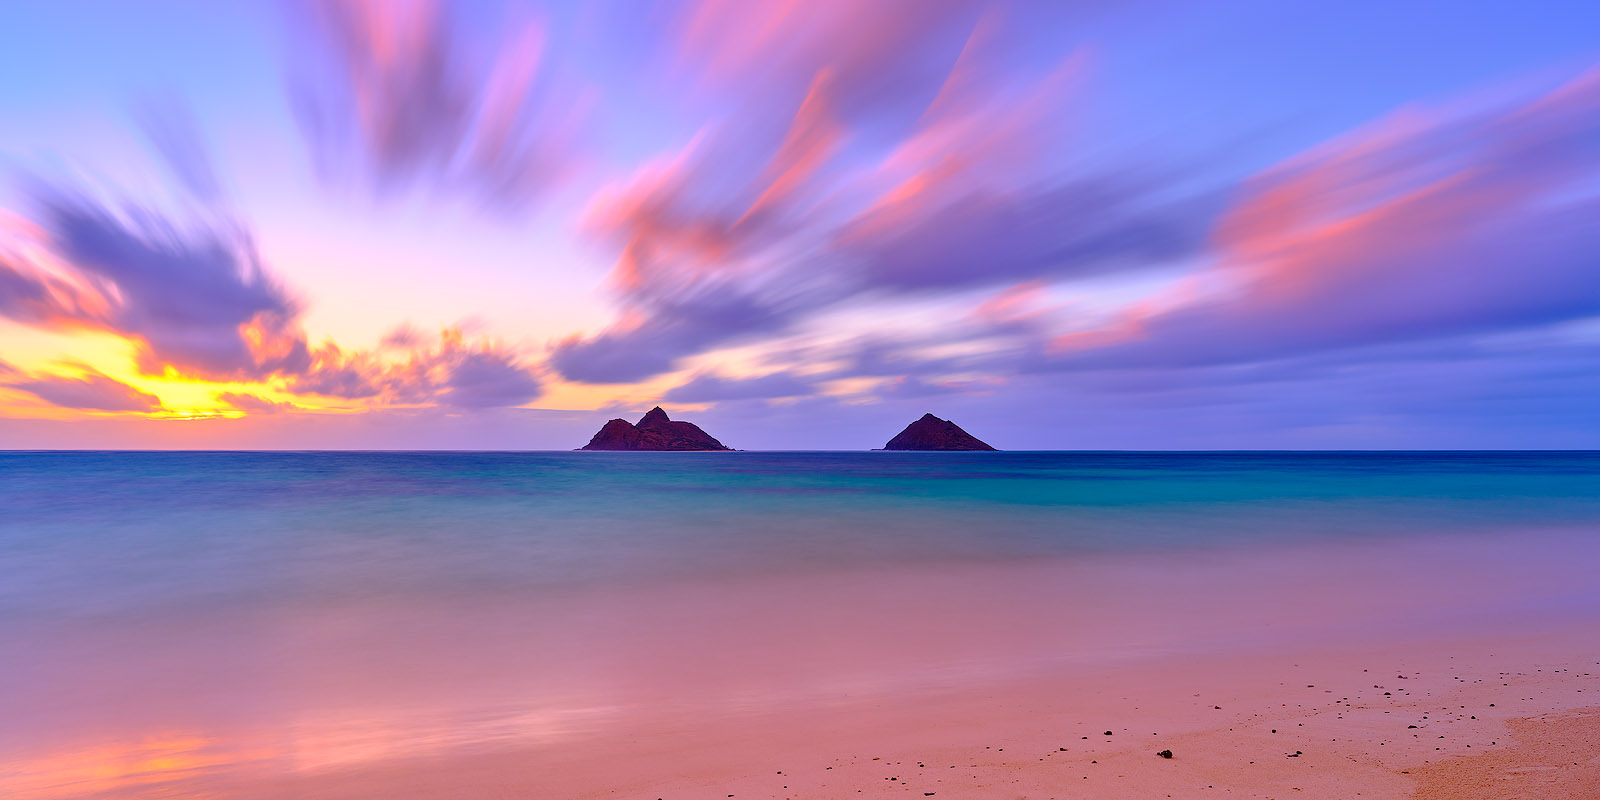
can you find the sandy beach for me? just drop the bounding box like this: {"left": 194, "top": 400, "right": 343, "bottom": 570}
{"left": 8, "top": 525, "right": 1596, "bottom": 799}
{"left": 175, "top": 612, "right": 1600, "bottom": 799}
{"left": 2, "top": 0, "right": 1597, "bottom": 793}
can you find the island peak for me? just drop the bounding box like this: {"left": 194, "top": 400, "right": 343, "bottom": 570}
{"left": 882, "top": 413, "right": 996, "bottom": 451}
{"left": 579, "top": 407, "right": 732, "bottom": 451}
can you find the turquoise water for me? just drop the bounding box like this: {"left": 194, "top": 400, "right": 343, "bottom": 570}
{"left": 2, "top": 451, "right": 1599, "bottom": 798}
{"left": 3, "top": 451, "right": 1597, "bottom": 619}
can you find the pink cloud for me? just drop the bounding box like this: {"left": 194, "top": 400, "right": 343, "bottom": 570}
{"left": 676, "top": 0, "right": 990, "bottom": 123}
{"left": 290, "top": 327, "right": 541, "bottom": 409}
{"left": 972, "top": 281, "right": 1051, "bottom": 326}
{"left": 216, "top": 392, "right": 295, "bottom": 415}
{"left": 556, "top": 5, "right": 1205, "bottom": 385}
{"left": 0, "top": 187, "right": 313, "bottom": 382}
{"left": 739, "top": 71, "right": 845, "bottom": 225}
{"left": 0, "top": 108, "right": 544, "bottom": 413}
{"left": 1047, "top": 67, "right": 1600, "bottom": 368}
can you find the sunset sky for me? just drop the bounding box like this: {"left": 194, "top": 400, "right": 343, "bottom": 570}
{"left": 0, "top": 0, "right": 1596, "bottom": 449}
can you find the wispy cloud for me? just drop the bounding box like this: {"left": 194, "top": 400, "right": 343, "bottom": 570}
{"left": 632, "top": 63, "right": 1600, "bottom": 423}
{"left": 556, "top": 1, "right": 1211, "bottom": 384}
{"left": 662, "top": 371, "right": 816, "bottom": 403}
{"left": 35, "top": 189, "right": 311, "bottom": 380}
{"left": 290, "top": 0, "right": 588, "bottom": 210}
{"left": 0, "top": 169, "right": 312, "bottom": 385}
{"left": 6, "top": 367, "right": 163, "bottom": 413}
{"left": 216, "top": 392, "right": 294, "bottom": 415}
{"left": 0, "top": 99, "right": 550, "bottom": 415}
{"left": 1043, "top": 68, "right": 1600, "bottom": 370}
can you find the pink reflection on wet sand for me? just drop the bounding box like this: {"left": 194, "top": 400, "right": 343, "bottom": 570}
{"left": 3, "top": 527, "right": 1597, "bottom": 798}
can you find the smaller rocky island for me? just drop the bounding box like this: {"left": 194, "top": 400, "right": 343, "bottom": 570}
{"left": 579, "top": 407, "right": 733, "bottom": 451}
{"left": 882, "top": 413, "right": 997, "bottom": 451}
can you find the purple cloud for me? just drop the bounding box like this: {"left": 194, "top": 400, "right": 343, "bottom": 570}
{"left": 290, "top": 328, "right": 542, "bottom": 408}
{"left": 440, "top": 349, "right": 541, "bottom": 408}
{"left": 35, "top": 191, "right": 312, "bottom": 381}
{"left": 0, "top": 115, "right": 540, "bottom": 412}
{"left": 555, "top": 6, "right": 1213, "bottom": 384}
{"left": 875, "top": 375, "right": 1000, "bottom": 400}
{"left": 0, "top": 176, "right": 313, "bottom": 384}
{"left": 662, "top": 371, "right": 817, "bottom": 403}
{"left": 550, "top": 287, "right": 809, "bottom": 384}
{"left": 216, "top": 392, "right": 294, "bottom": 415}
{"left": 290, "top": 343, "right": 387, "bottom": 400}
{"left": 136, "top": 100, "right": 224, "bottom": 204}
{"left": 290, "top": 0, "right": 585, "bottom": 210}
{"left": 1042, "top": 69, "right": 1600, "bottom": 372}
{"left": 0, "top": 104, "right": 320, "bottom": 383}
{"left": 839, "top": 178, "right": 1216, "bottom": 293}
{"left": 7, "top": 368, "right": 163, "bottom": 413}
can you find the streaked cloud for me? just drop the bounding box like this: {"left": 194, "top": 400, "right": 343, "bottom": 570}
{"left": 216, "top": 391, "right": 294, "bottom": 415}
{"left": 290, "top": 0, "right": 587, "bottom": 210}
{"left": 556, "top": 2, "right": 1213, "bottom": 384}
{"left": 136, "top": 100, "right": 226, "bottom": 204}
{"left": 1043, "top": 68, "right": 1600, "bottom": 370}
{"left": 663, "top": 371, "right": 816, "bottom": 403}
{"left": 0, "top": 105, "right": 545, "bottom": 416}
{"left": 1, "top": 185, "right": 312, "bottom": 382}
{"left": 6, "top": 367, "right": 164, "bottom": 412}
{"left": 0, "top": 1, "right": 1596, "bottom": 446}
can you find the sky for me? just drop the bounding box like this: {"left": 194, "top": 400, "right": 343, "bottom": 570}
{"left": 0, "top": 0, "right": 1596, "bottom": 450}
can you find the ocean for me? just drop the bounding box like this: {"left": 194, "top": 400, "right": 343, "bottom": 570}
{"left": 5, "top": 451, "right": 1598, "bottom": 617}
{"left": 2, "top": 451, "right": 1598, "bottom": 797}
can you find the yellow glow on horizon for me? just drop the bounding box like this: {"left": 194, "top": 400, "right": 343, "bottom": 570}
{"left": 0, "top": 324, "right": 139, "bottom": 373}
{"left": 0, "top": 328, "right": 343, "bottom": 419}
{"left": 2, "top": 322, "right": 719, "bottom": 423}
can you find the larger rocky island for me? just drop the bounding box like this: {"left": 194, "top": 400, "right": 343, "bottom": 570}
{"left": 579, "top": 407, "right": 733, "bottom": 451}
{"left": 882, "top": 413, "right": 997, "bottom": 450}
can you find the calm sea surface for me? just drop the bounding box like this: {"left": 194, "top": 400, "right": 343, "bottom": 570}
{"left": 3, "top": 451, "right": 1599, "bottom": 798}
{"left": 3, "top": 451, "right": 1598, "bottom": 619}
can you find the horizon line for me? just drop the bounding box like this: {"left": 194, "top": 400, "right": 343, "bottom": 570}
{"left": 3, "top": 448, "right": 1597, "bottom": 455}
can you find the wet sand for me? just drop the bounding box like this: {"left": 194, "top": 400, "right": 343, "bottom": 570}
{"left": 5, "top": 529, "right": 1599, "bottom": 799}
{"left": 208, "top": 622, "right": 1600, "bottom": 799}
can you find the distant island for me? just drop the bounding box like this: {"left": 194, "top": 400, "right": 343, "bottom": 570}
{"left": 577, "top": 408, "right": 995, "bottom": 451}
{"left": 579, "top": 407, "right": 733, "bottom": 451}
{"left": 882, "top": 413, "right": 997, "bottom": 451}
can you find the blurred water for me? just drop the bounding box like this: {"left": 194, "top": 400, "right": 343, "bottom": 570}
{"left": 2, "top": 451, "right": 1599, "bottom": 798}
{"left": 2, "top": 451, "right": 1598, "bottom": 620}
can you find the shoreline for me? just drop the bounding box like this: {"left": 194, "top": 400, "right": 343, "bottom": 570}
{"left": 198, "top": 621, "right": 1600, "bottom": 799}
{"left": 7, "top": 527, "right": 1599, "bottom": 798}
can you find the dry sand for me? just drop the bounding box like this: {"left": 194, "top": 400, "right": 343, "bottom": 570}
{"left": 1411, "top": 707, "right": 1600, "bottom": 800}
